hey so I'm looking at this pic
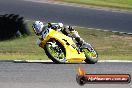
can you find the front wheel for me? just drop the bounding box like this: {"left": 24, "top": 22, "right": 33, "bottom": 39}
{"left": 44, "top": 39, "right": 66, "bottom": 64}
{"left": 81, "top": 44, "right": 98, "bottom": 64}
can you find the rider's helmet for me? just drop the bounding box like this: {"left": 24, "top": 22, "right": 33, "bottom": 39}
{"left": 32, "top": 21, "right": 44, "bottom": 35}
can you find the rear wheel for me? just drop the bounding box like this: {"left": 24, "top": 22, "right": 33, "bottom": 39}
{"left": 82, "top": 46, "right": 98, "bottom": 64}
{"left": 44, "top": 39, "right": 66, "bottom": 64}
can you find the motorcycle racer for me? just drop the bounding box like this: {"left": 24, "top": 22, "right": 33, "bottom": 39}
{"left": 32, "top": 21, "right": 85, "bottom": 46}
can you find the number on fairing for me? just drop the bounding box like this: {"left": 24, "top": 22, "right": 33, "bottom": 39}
{"left": 43, "top": 28, "right": 50, "bottom": 38}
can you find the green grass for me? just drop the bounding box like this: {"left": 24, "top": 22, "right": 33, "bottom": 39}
{"left": 55, "top": 0, "right": 132, "bottom": 10}
{"left": 0, "top": 21, "right": 132, "bottom": 60}
{"left": 0, "top": 21, "right": 49, "bottom": 60}
{"left": 76, "top": 27, "right": 132, "bottom": 60}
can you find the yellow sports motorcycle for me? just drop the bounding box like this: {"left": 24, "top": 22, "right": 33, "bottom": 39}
{"left": 34, "top": 27, "right": 98, "bottom": 64}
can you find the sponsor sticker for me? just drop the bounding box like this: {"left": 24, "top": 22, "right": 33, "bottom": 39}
{"left": 76, "top": 67, "right": 131, "bottom": 85}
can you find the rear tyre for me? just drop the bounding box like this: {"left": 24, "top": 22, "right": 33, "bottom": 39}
{"left": 44, "top": 39, "right": 66, "bottom": 64}
{"left": 82, "top": 47, "right": 98, "bottom": 64}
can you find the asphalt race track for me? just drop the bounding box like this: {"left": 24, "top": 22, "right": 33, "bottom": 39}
{"left": 0, "top": 61, "right": 131, "bottom": 88}
{"left": 0, "top": 0, "right": 132, "bottom": 33}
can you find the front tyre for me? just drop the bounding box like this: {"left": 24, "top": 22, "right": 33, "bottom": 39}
{"left": 44, "top": 39, "right": 66, "bottom": 64}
